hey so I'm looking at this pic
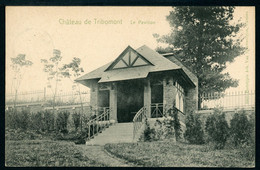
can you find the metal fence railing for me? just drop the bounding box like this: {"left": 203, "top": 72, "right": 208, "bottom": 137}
{"left": 5, "top": 88, "right": 90, "bottom": 107}
{"left": 200, "top": 90, "right": 255, "bottom": 110}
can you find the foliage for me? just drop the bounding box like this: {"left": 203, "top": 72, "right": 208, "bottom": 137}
{"left": 72, "top": 111, "right": 81, "bottom": 131}
{"left": 154, "top": 7, "right": 245, "bottom": 106}
{"left": 184, "top": 112, "right": 205, "bottom": 144}
{"left": 43, "top": 110, "right": 55, "bottom": 131}
{"left": 61, "top": 57, "right": 85, "bottom": 131}
{"left": 230, "top": 110, "right": 254, "bottom": 147}
{"left": 5, "top": 140, "right": 103, "bottom": 167}
{"left": 10, "top": 54, "right": 33, "bottom": 107}
{"left": 155, "top": 118, "right": 175, "bottom": 141}
{"left": 29, "top": 111, "right": 43, "bottom": 131}
{"left": 41, "top": 49, "right": 64, "bottom": 107}
{"left": 169, "top": 108, "right": 182, "bottom": 141}
{"left": 105, "top": 142, "right": 254, "bottom": 167}
{"left": 55, "top": 111, "right": 70, "bottom": 133}
{"left": 5, "top": 109, "right": 17, "bottom": 129}
{"left": 61, "top": 57, "right": 84, "bottom": 80}
{"left": 15, "top": 109, "right": 30, "bottom": 130}
{"left": 205, "top": 109, "right": 229, "bottom": 149}
{"left": 140, "top": 118, "right": 156, "bottom": 142}
{"left": 149, "top": 110, "right": 182, "bottom": 141}
{"left": 6, "top": 109, "right": 54, "bottom": 133}
{"left": 5, "top": 128, "right": 48, "bottom": 141}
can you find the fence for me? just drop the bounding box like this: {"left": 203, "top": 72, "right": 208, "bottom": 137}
{"left": 200, "top": 90, "right": 255, "bottom": 110}
{"left": 5, "top": 88, "right": 90, "bottom": 107}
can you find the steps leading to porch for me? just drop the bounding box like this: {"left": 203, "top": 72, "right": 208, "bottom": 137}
{"left": 86, "top": 122, "right": 138, "bottom": 146}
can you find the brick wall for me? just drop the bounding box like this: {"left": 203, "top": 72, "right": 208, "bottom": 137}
{"left": 163, "top": 76, "right": 177, "bottom": 114}
{"left": 90, "top": 80, "right": 99, "bottom": 109}
{"left": 109, "top": 82, "right": 117, "bottom": 121}
{"left": 144, "top": 79, "right": 151, "bottom": 117}
{"left": 165, "top": 55, "right": 199, "bottom": 113}
{"left": 185, "top": 87, "right": 198, "bottom": 114}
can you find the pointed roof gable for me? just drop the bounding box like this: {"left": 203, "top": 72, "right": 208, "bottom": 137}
{"left": 105, "top": 46, "right": 153, "bottom": 71}
{"left": 76, "top": 45, "right": 194, "bottom": 85}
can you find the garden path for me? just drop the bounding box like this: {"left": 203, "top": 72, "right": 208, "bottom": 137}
{"left": 78, "top": 145, "right": 136, "bottom": 167}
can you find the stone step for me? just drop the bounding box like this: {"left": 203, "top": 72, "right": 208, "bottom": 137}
{"left": 86, "top": 122, "right": 138, "bottom": 146}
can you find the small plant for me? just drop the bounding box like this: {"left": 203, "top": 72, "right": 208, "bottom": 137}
{"left": 205, "top": 109, "right": 229, "bottom": 149}
{"left": 152, "top": 116, "right": 178, "bottom": 141}
{"left": 42, "top": 110, "right": 55, "bottom": 132}
{"left": 29, "top": 111, "right": 43, "bottom": 132}
{"left": 169, "top": 108, "right": 182, "bottom": 141}
{"left": 230, "top": 110, "right": 254, "bottom": 147}
{"left": 184, "top": 112, "right": 205, "bottom": 144}
{"left": 140, "top": 118, "right": 155, "bottom": 142}
{"left": 72, "top": 111, "right": 81, "bottom": 131}
{"left": 5, "top": 109, "right": 16, "bottom": 129}
{"left": 16, "top": 109, "right": 30, "bottom": 130}
{"left": 55, "top": 111, "right": 70, "bottom": 133}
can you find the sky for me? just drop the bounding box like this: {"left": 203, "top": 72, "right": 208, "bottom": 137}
{"left": 5, "top": 6, "right": 255, "bottom": 95}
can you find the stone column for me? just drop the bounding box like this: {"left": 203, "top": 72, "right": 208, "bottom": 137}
{"left": 185, "top": 87, "right": 198, "bottom": 114}
{"left": 163, "top": 76, "right": 177, "bottom": 116}
{"left": 109, "top": 82, "right": 117, "bottom": 122}
{"left": 144, "top": 79, "right": 151, "bottom": 118}
{"left": 90, "top": 81, "right": 99, "bottom": 114}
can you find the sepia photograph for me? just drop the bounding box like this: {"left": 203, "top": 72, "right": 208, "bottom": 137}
{"left": 5, "top": 6, "right": 255, "bottom": 167}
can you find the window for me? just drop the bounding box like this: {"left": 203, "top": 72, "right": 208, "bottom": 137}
{"left": 175, "top": 82, "right": 184, "bottom": 112}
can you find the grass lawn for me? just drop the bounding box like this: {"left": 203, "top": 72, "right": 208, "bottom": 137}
{"left": 104, "top": 141, "right": 255, "bottom": 167}
{"left": 5, "top": 140, "right": 103, "bottom": 167}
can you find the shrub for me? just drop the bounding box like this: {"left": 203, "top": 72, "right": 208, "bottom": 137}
{"left": 15, "top": 109, "right": 30, "bottom": 130}
{"left": 72, "top": 111, "right": 81, "bottom": 131}
{"left": 5, "top": 109, "right": 16, "bottom": 129}
{"left": 184, "top": 112, "right": 205, "bottom": 144}
{"left": 230, "top": 110, "right": 254, "bottom": 147}
{"left": 205, "top": 109, "right": 229, "bottom": 149}
{"left": 140, "top": 118, "right": 156, "bottom": 142}
{"left": 55, "top": 111, "right": 70, "bottom": 133}
{"left": 169, "top": 108, "right": 182, "bottom": 141}
{"left": 29, "top": 111, "right": 43, "bottom": 131}
{"left": 42, "top": 110, "right": 55, "bottom": 132}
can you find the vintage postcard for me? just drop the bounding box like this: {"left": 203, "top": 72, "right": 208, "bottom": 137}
{"left": 5, "top": 6, "right": 255, "bottom": 167}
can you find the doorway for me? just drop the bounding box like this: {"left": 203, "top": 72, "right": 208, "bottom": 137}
{"left": 117, "top": 80, "right": 144, "bottom": 123}
{"left": 151, "top": 84, "right": 163, "bottom": 117}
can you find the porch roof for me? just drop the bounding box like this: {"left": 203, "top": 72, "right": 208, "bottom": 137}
{"left": 75, "top": 45, "right": 193, "bottom": 85}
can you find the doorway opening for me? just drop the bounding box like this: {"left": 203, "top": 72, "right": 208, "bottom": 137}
{"left": 117, "top": 80, "right": 144, "bottom": 123}
{"left": 151, "top": 84, "right": 163, "bottom": 117}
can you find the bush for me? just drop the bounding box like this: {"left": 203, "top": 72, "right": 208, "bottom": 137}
{"left": 184, "top": 112, "right": 205, "bottom": 144}
{"left": 205, "top": 109, "right": 229, "bottom": 149}
{"left": 139, "top": 118, "right": 156, "bottom": 142}
{"left": 72, "top": 111, "right": 81, "bottom": 131}
{"left": 42, "top": 110, "right": 55, "bottom": 132}
{"left": 9, "top": 109, "right": 30, "bottom": 130}
{"left": 5, "top": 109, "right": 16, "bottom": 129}
{"left": 29, "top": 111, "right": 43, "bottom": 131}
{"left": 55, "top": 111, "right": 70, "bottom": 133}
{"left": 169, "top": 108, "right": 182, "bottom": 141}
{"left": 230, "top": 110, "right": 254, "bottom": 147}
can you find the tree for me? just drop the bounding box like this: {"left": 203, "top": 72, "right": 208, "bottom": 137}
{"left": 61, "top": 57, "right": 85, "bottom": 131}
{"left": 10, "top": 54, "right": 33, "bottom": 108}
{"left": 154, "top": 7, "right": 245, "bottom": 108}
{"left": 41, "top": 49, "right": 64, "bottom": 109}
